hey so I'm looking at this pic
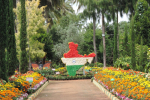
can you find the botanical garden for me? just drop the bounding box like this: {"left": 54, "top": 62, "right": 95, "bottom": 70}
{"left": 0, "top": 0, "right": 150, "bottom": 100}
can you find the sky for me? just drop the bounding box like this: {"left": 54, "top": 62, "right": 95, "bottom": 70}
{"left": 71, "top": 3, "right": 129, "bottom": 25}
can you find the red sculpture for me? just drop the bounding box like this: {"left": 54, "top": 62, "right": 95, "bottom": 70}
{"left": 64, "top": 42, "right": 96, "bottom": 58}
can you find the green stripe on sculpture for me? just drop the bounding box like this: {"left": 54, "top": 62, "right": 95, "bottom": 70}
{"left": 66, "top": 65, "right": 83, "bottom": 76}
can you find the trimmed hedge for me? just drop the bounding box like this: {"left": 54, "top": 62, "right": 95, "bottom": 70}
{"left": 46, "top": 74, "right": 93, "bottom": 80}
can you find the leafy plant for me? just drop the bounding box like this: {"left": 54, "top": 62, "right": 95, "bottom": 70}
{"left": 145, "top": 62, "right": 150, "bottom": 73}
{"left": 114, "top": 56, "right": 131, "bottom": 70}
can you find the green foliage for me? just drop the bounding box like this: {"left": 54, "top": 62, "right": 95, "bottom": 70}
{"left": 131, "top": 16, "right": 136, "bottom": 70}
{"left": 0, "top": 0, "right": 8, "bottom": 81}
{"left": 85, "top": 63, "right": 94, "bottom": 67}
{"left": 34, "top": 69, "right": 55, "bottom": 76}
{"left": 59, "top": 16, "right": 70, "bottom": 29}
{"left": 79, "top": 23, "right": 96, "bottom": 55}
{"left": 20, "top": 0, "right": 28, "bottom": 73}
{"left": 134, "top": 0, "right": 150, "bottom": 46}
{"left": 49, "top": 25, "right": 60, "bottom": 45}
{"left": 135, "top": 43, "right": 148, "bottom": 69}
{"left": 113, "top": 19, "right": 118, "bottom": 64}
{"left": 139, "top": 37, "right": 144, "bottom": 68}
{"left": 145, "top": 62, "right": 150, "bottom": 73}
{"left": 53, "top": 23, "right": 84, "bottom": 58}
{"left": 94, "top": 62, "right": 103, "bottom": 67}
{"left": 47, "top": 74, "right": 93, "bottom": 80}
{"left": 36, "top": 28, "right": 54, "bottom": 61}
{"left": 114, "top": 56, "right": 131, "bottom": 70}
{"left": 118, "top": 21, "right": 130, "bottom": 35}
{"left": 52, "top": 63, "right": 62, "bottom": 69}
{"left": 80, "top": 22, "right": 114, "bottom": 65}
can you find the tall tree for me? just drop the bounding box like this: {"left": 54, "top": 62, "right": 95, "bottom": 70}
{"left": 7, "top": 0, "right": 18, "bottom": 76}
{"left": 74, "top": 0, "right": 101, "bottom": 62}
{"left": 123, "top": 23, "right": 129, "bottom": 56}
{"left": 99, "top": 0, "right": 113, "bottom": 67}
{"left": 113, "top": 18, "right": 118, "bottom": 65}
{"left": 0, "top": 1, "right": 8, "bottom": 81}
{"left": 111, "top": 0, "right": 126, "bottom": 57}
{"left": 131, "top": 16, "right": 136, "bottom": 69}
{"left": 81, "top": 1, "right": 100, "bottom": 62}
{"left": 20, "top": 0, "right": 28, "bottom": 73}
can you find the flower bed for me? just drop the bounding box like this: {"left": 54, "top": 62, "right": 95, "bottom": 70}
{"left": 0, "top": 71, "right": 47, "bottom": 100}
{"left": 94, "top": 67, "right": 150, "bottom": 100}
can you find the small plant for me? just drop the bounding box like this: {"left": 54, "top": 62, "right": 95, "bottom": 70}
{"left": 27, "top": 89, "right": 35, "bottom": 94}
{"left": 91, "top": 77, "right": 94, "bottom": 82}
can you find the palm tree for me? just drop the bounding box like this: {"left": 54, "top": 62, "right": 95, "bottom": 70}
{"left": 74, "top": 0, "right": 115, "bottom": 67}
{"left": 124, "top": 0, "right": 137, "bottom": 19}
{"left": 73, "top": 0, "right": 100, "bottom": 62}
{"left": 40, "top": 0, "right": 73, "bottom": 32}
{"left": 98, "top": 0, "right": 113, "bottom": 67}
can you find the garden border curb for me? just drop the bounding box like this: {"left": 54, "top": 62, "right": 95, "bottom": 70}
{"left": 27, "top": 81, "right": 49, "bottom": 100}
{"left": 93, "top": 79, "right": 119, "bottom": 100}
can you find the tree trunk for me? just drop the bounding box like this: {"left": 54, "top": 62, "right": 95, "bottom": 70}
{"left": 16, "top": 0, "right": 19, "bottom": 6}
{"left": 28, "top": 42, "right": 31, "bottom": 71}
{"left": 93, "top": 18, "right": 97, "bottom": 62}
{"left": 29, "top": 54, "right": 32, "bottom": 71}
{"left": 102, "top": 13, "right": 106, "bottom": 67}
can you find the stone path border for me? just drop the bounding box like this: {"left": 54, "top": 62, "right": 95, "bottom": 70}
{"left": 93, "top": 79, "right": 119, "bottom": 100}
{"left": 27, "top": 81, "right": 49, "bottom": 100}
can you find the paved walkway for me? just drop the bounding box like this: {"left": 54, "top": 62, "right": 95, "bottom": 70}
{"left": 34, "top": 79, "right": 111, "bottom": 100}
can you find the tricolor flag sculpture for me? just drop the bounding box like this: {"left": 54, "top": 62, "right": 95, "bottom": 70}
{"left": 61, "top": 42, "right": 96, "bottom": 76}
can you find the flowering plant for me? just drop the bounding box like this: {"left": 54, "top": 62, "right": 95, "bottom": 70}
{"left": 0, "top": 71, "right": 47, "bottom": 100}
{"left": 94, "top": 67, "right": 150, "bottom": 100}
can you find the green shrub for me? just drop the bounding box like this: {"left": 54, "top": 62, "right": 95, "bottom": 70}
{"left": 114, "top": 56, "right": 131, "bottom": 70}
{"left": 94, "top": 62, "right": 103, "bottom": 67}
{"left": 85, "top": 63, "right": 94, "bottom": 67}
{"left": 46, "top": 74, "right": 93, "bottom": 80}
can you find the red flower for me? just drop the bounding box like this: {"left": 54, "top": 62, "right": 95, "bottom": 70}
{"left": 127, "top": 64, "right": 129, "bottom": 67}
